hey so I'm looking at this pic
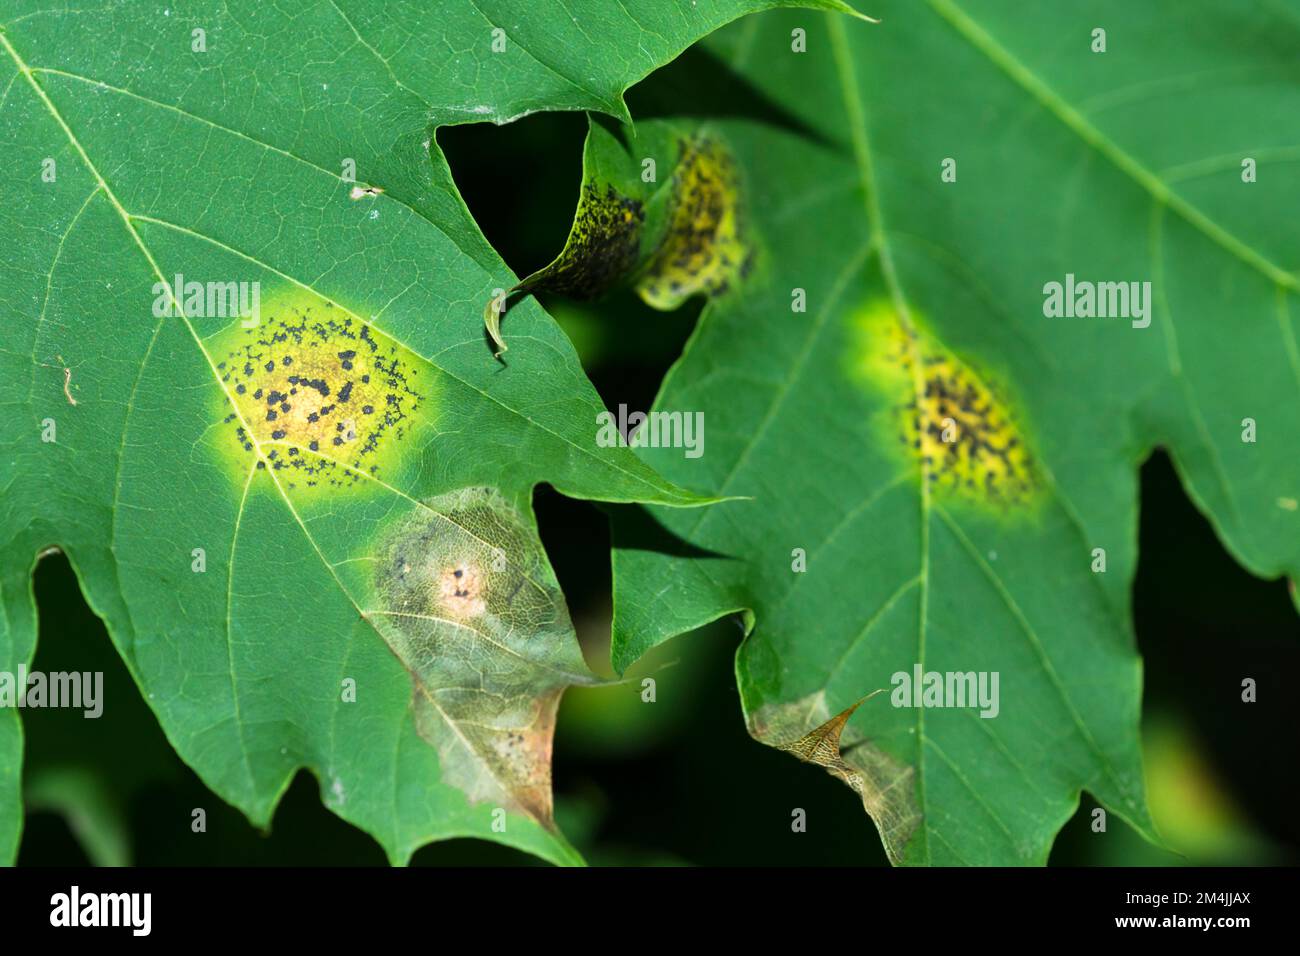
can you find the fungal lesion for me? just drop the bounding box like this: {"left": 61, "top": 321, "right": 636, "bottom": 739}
{"left": 213, "top": 295, "right": 427, "bottom": 490}
{"left": 484, "top": 182, "right": 646, "bottom": 356}
{"left": 435, "top": 561, "right": 487, "bottom": 619}
{"left": 380, "top": 490, "right": 545, "bottom": 630}
{"left": 517, "top": 183, "right": 646, "bottom": 301}
{"left": 635, "top": 135, "right": 753, "bottom": 310}
{"left": 483, "top": 129, "right": 753, "bottom": 354}
{"left": 853, "top": 301, "right": 1038, "bottom": 510}
{"left": 389, "top": 553, "right": 490, "bottom": 621}
{"left": 367, "top": 487, "right": 593, "bottom": 825}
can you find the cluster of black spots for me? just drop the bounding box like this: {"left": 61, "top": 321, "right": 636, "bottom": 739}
{"left": 521, "top": 183, "right": 646, "bottom": 300}
{"left": 638, "top": 136, "right": 752, "bottom": 309}
{"left": 216, "top": 302, "right": 425, "bottom": 491}
{"left": 883, "top": 323, "right": 1036, "bottom": 508}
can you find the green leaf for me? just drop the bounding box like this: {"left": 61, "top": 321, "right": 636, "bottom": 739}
{"left": 0, "top": 0, "right": 868, "bottom": 865}
{"left": 610, "top": 1, "right": 1300, "bottom": 864}
{"left": 485, "top": 115, "right": 755, "bottom": 353}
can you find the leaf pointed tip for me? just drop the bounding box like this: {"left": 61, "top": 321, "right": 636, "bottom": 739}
{"left": 829, "top": 2, "right": 881, "bottom": 23}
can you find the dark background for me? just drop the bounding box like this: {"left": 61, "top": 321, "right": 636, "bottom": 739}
{"left": 16, "top": 99, "right": 1300, "bottom": 868}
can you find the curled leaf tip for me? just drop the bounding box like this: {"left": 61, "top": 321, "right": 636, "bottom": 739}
{"left": 483, "top": 288, "right": 510, "bottom": 356}
{"left": 749, "top": 691, "right": 921, "bottom": 865}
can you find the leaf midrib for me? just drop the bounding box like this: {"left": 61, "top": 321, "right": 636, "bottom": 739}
{"left": 826, "top": 9, "right": 1155, "bottom": 861}
{"left": 825, "top": 11, "right": 935, "bottom": 864}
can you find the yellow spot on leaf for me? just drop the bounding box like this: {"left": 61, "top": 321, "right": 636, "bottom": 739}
{"left": 636, "top": 136, "right": 752, "bottom": 310}
{"left": 851, "top": 300, "right": 1038, "bottom": 511}
{"left": 210, "top": 290, "right": 430, "bottom": 492}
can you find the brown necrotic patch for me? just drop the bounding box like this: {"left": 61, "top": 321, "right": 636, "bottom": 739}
{"left": 214, "top": 298, "right": 425, "bottom": 490}
{"left": 369, "top": 487, "right": 591, "bottom": 824}
{"left": 636, "top": 135, "right": 753, "bottom": 310}
{"left": 436, "top": 561, "right": 488, "bottom": 620}
{"left": 749, "top": 692, "right": 921, "bottom": 866}
{"left": 378, "top": 488, "right": 552, "bottom": 631}
{"left": 852, "top": 301, "right": 1038, "bottom": 511}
